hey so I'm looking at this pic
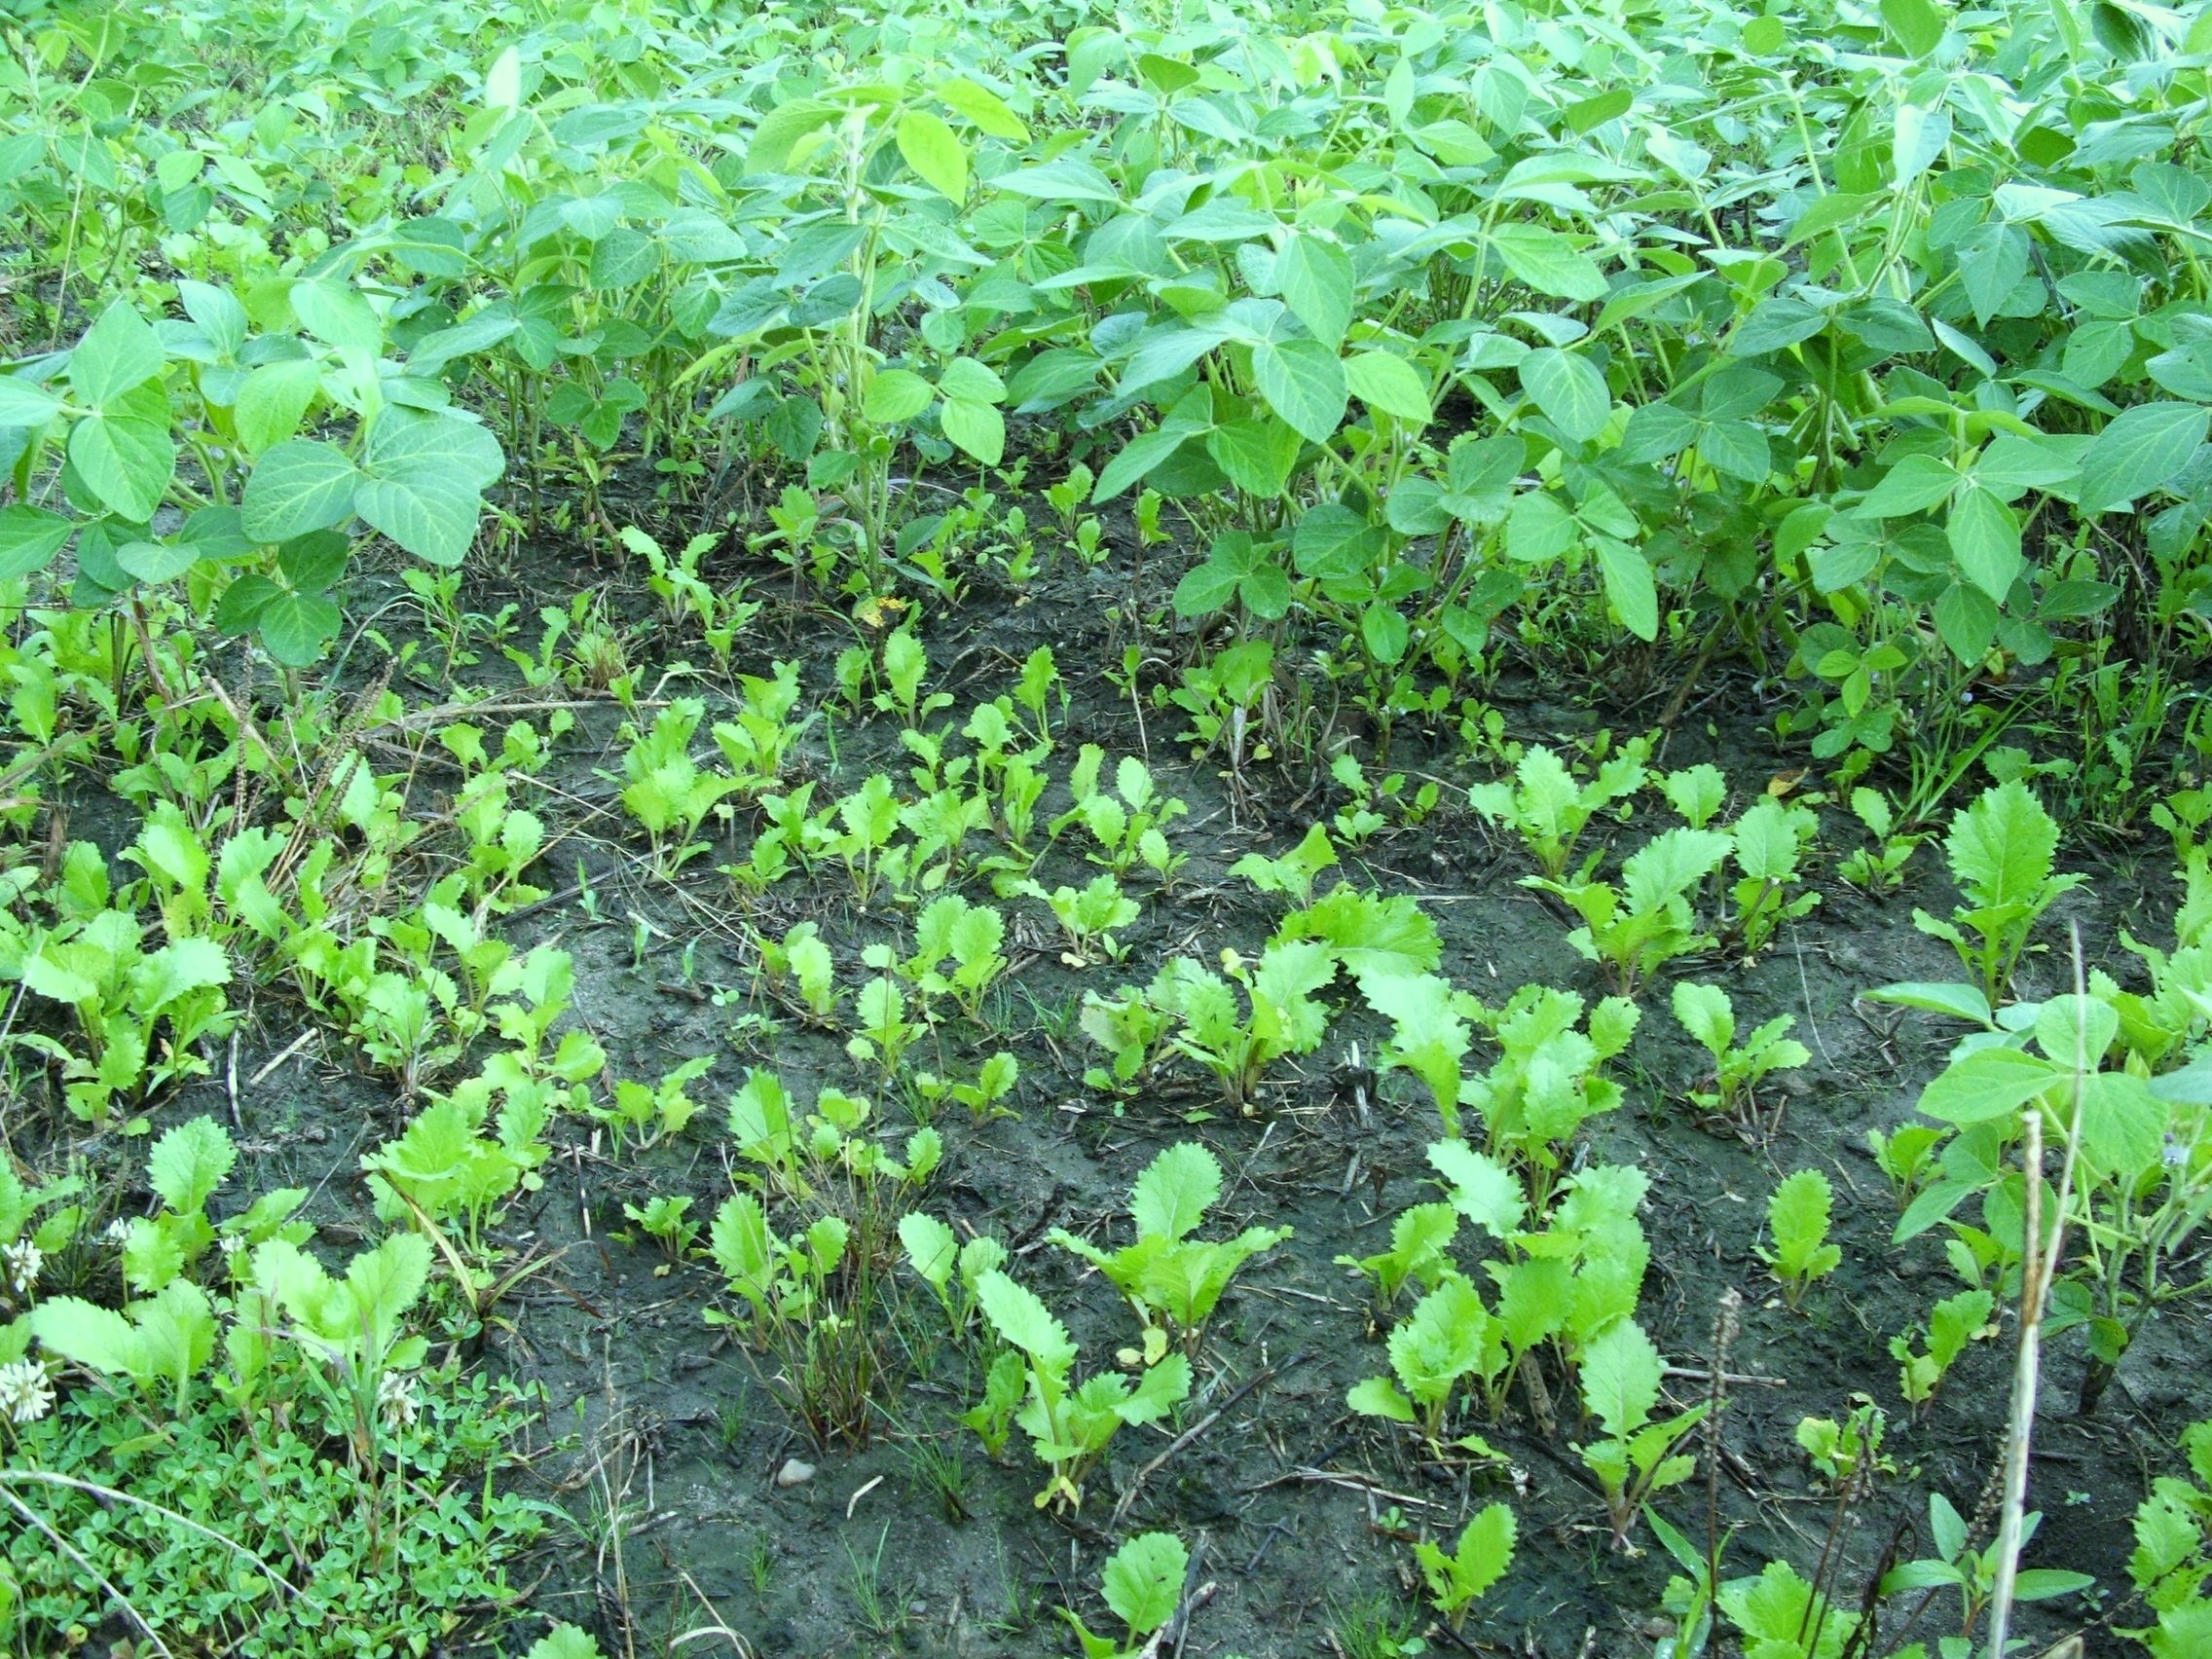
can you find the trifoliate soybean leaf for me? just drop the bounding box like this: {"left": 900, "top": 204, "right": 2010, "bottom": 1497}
{"left": 354, "top": 464, "right": 484, "bottom": 567}
{"left": 1275, "top": 233, "right": 1354, "bottom": 350}
{"left": 1293, "top": 501, "right": 1382, "bottom": 579}
{"left": 254, "top": 589, "right": 343, "bottom": 665}
{"left": 1489, "top": 224, "right": 1607, "bottom": 301}
{"left": 242, "top": 441, "right": 360, "bottom": 542}
{"left": 1857, "top": 453, "right": 1959, "bottom": 518}
{"left": 67, "top": 301, "right": 166, "bottom": 407}
{"left": 1519, "top": 348, "right": 1609, "bottom": 443}
{"left": 1881, "top": 0, "right": 1948, "bottom": 55}
{"left": 0, "top": 377, "right": 62, "bottom": 426}
{"left": 1205, "top": 417, "right": 1302, "bottom": 498}
{"left": 1592, "top": 535, "right": 1657, "bottom": 640}
{"left": 116, "top": 537, "right": 200, "bottom": 584}
{"left": 995, "top": 158, "right": 1120, "bottom": 204}
{"left": 67, "top": 387, "right": 176, "bottom": 522}
{"left": 0, "top": 505, "right": 73, "bottom": 580}
{"left": 1253, "top": 338, "right": 1346, "bottom": 443}
{"left": 1346, "top": 350, "right": 1432, "bottom": 424}
{"left": 1916, "top": 1046, "right": 2061, "bottom": 1124}
{"left": 937, "top": 77, "right": 1028, "bottom": 140}
{"left": 940, "top": 397, "right": 1006, "bottom": 465}
{"left": 235, "top": 358, "right": 325, "bottom": 456}
{"left": 1103, "top": 1533, "right": 1188, "bottom": 1638}
{"left": 896, "top": 109, "right": 968, "bottom": 202}
{"left": 288, "top": 278, "right": 384, "bottom": 353}
{"left": 866, "top": 369, "right": 935, "bottom": 424}
{"left": 1947, "top": 485, "right": 2022, "bottom": 600}
{"left": 2077, "top": 401, "right": 2208, "bottom": 514}
{"left": 938, "top": 357, "right": 1006, "bottom": 404}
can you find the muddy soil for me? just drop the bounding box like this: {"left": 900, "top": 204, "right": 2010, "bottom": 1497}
{"left": 112, "top": 520, "right": 2212, "bottom": 1659}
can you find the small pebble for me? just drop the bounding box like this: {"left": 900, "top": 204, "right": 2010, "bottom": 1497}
{"left": 776, "top": 1457, "right": 815, "bottom": 1488}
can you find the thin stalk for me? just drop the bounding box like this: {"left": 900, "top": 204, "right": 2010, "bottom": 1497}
{"left": 1983, "top": 924, "right": 2088, "bottom": 1659}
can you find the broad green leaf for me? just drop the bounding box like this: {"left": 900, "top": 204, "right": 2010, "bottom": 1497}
{"left": 116, "top": 538, "right": 199, "bottom": 585}
{"left": 67, "top": 301, "right": 166, "bottom": 407}
{"left": 1346, "top": 351, "right": 1431, "bottom": 424}
{"left": 68, "top": 385, "right": 176, "bottom": 521}
{"left": 896, "top": 109, "right": 968, "bottom": 202}
{"left": 1427, "top": 1139, "right": 1524, "bottom": 1236}
{"left": 1671, "top": 980, "right": 1734, "bottom": 1055}
{"left": 1858, "top": 454, "right": 1959, "bottom": 518}
{"left": 1129, "top": 1142, "right": 1221, "bottom": 1242}
{"left": 242, "top": 442, "right": 359, "bottom": 542}
{"left": 1946, "top": 779, "right": 2059, "bottom": 907}
{"left": 865, "top": 369, "right": 935, "bottom": 424}
{"left": 1882, "top": 0, "right": 1948, "bottom": 55}
{"left": 289, "top": 278, "right": 383, "bottom": 352}
{"left": 0, "top": 506, "right": 74, "bottom": 580}
{"left": 2078, "top": 402, "right": 2208, "bottom": 514}
{"left": 1519, "top": 348, "right": 1609, "bottom": 443}
{"left": 525, "top": 1627, "right": 604, "bottom": 1659}
{"left": 1490, "top": 224, "right": 1607, "bottom": 301}
{"left": 1252, "top": 338, "right": 1346, "bottom": 443}
{"left": 975, "top": 1268, "right": 1077, "bottom": 1370}
{"left": 995, "top": 158, "right": 1120, "bottom": 204}
{"left": 148, "top": 1117, "right": 236, "bottom": 1214}
{"left": 235, "top": 359, "right": 324, "bottom": 455}
{"left": 1916, "top": 1046, "right": 2061, "bottom": 1124}
{"left": 1947, "top": 486, "right": 2021, "bottom": 600}
{"left": 1579, "top": 1317, "right": 1662, "bottom": 1439}
{"left": 1863, "top": 980, "right": 1993, "bottom": 1024}
{"left": 1102, "top": 1533, "right": 1187, "bottom": 1638}
{"left": 0, "top": 377, "right": 62, "bottom": 426}
{"left": 255, "top": 590, "right": 344, "bottom": 665}
{"left": 938, "top": 77, "right": 1028, "bottom": 140}
{"left": 1275, "top": 234, "right": 1354, "bottom": 350}
{"left": 899, "top": 1211, "right": 958, "bottom": 1289}
{"left": 1592, "top": 536, "right": 1657, "bottom": 641}
{"left": 940, "top": 397, "right": 1005, "bottom": 465}
{"left": 29, "top": 1296, "right": 140, "bottom": 1376}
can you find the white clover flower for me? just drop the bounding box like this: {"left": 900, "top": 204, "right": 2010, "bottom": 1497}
{"left": 0, "top": 1360, "right": 54, "bottom": 1426}
{"left": 377, "top": 1370, "right": 421, "bottom": 1431}
{"left": 2, "top": 1239, "right": 42, "bottom": 1297}
{"left": 217, "top": 1233, "right": 244, "bottom": 1258}
{"left": 102, "top": 1218, "right": 132, "bottom": 1246}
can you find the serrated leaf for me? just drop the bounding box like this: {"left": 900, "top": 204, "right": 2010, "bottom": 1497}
{"left": 147, "top": 1117, "right": 236, "bottom": 1214}
{"left": 1578, "top": 1317, "right": 1661, "bottom": 1440}
{"left": 1102, "top": 1532, "right": 1187, "bottom": 1638}
{"left": 976, "top": 1268, "right": 1076, "bottom": 1371}
{"left": 1129, "top": 1142, "right": 1221, "bottom": 1241}
{"left": 1427, "top": 1139, "right": 1524, "bottom": 1236}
